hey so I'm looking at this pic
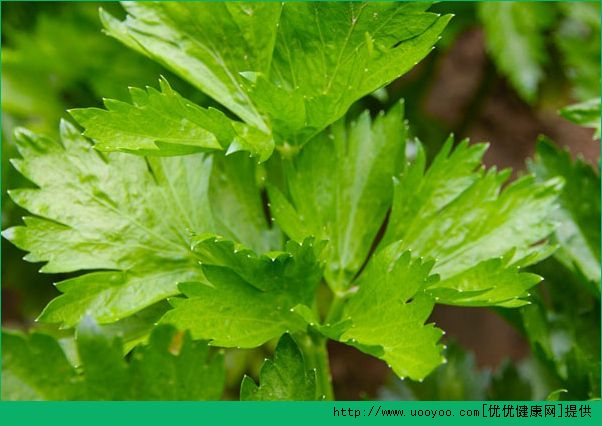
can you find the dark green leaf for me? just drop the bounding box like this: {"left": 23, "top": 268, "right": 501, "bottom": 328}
{"left": 160, "top": 238, "right": 324, "bottom": 348}
{"left": 2, "top": 319, "right": 225, "bottom": 400}
{"left": 556, "top": 2, "right": 600, "bottom": 101}
{"left": 478, "top": 2, "right": 555, "bottom": 102}
{"left": 487, "top": 361, "right": 532, "bottom": 400}
{"left": 529, "top": 138, "right": 600, "bottom": 294}
{"left": 240, "top": 334, "right": 318, "bottom": 401}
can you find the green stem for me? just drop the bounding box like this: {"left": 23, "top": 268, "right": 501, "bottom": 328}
{"left": 295, "top": 285, "right": 350, "bottom": 400}
{"left": 297, "top": 332, "right": 334, "bottom": 400}
{"left": 325, "top": 292, "right": 345, "bottom": 325}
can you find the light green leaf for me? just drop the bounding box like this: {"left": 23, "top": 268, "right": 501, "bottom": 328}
{"left": 2, "top": 319, "right": 225, "bottom": 401}
{"left": 383, "top": 138, "right": 562, "bottom": 307}
{"left": 478, "top": 2, "right": 555, "bottom": 102}
{"left": 529, "top": 138, "right": 600, "bottom": 295}
{"left": 240, "top": 334, "right": 318, "bottom": 401}
{"left": 37, "top": 265, "right": 201, "bottom": 328}
{"left": 2, "top": 121, "right": 272, "bottom": 326}
{"left": 160, "top": 238, "right": 323, "bottom": 348}
{"left": 3, "top": 122, "right": 203, "bottom": 325}
{"left": 97, "top": 2, "right": 449, "bottom": 153}
{"left": 425, "top": 254, "right": 543, "bottom": 308}
{"left": 379, "top": 343, "right": 490, "bottom": 401}
{"left": 269, "top": 102, "right": 406, "bottom": 291}
{"left": 333, "top": 243, "right": 444, "bottom": 381}
{"left": 4, "top": 121, "right": 212, "bottom": 272}
{"left": 69, "top": 78, "right": 272, "bottom": 161}
{"left": 101, "top": 2, "right": 280, "bottom": 131}
{"left": 259, "top": 3, "right": 450, "bottom": 144}
{"left": 559, "top": 98, "right": 601, "bottom": 140}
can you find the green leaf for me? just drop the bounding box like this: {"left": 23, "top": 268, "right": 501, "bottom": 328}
{"left": 2, "top": 330, "right": 78, "bottom": 400}
{"left": 529, "top": 138, "right": 600, "bottom": 294}
{"left": 100, "top": 301, "right": 172, "bottom": 354}
{"left": 556, "top": 2, "right": 600, "bottom": 101}
{"left": 331, "top": 243, "right": 444, "bottom": 381}
{"left": 425, "top": 254, "right": 544, "bottom": 308}
{"left": 101, "top": 2, "right": 280, "bottom": 131}
{"left": 257, "top": 3, "right": 450, "bottom": 145}
{"left": 383, "top": 138, "right": 562, "bottom": 307}
{"left": 127, "top": 323, "right": 225, "bottom": 400}
{"left": 269, "top": 102, "right": 406, "bottom": 291}
{"left": 3, "top": 122, "right": 204, "bottom": 325}
{"left": 2, "top": 319, "right": 225, "bottom": 400}
{"left": 76, "top": 316, "right": 131, "bottom": 399}
{"left": 190, "top": 235, "right": 324, "bottom": 293}
{"left": 37, "top": 266, "right": 201, "bottom": 328}
{"left": 478, "top": 2, "right": 555, "bottom": 102}
{"left": 380, "top": 343, "right": 490, "bottom": 401}
{"left": 2, "top": 121, "right": 272, "bottom": 326}
{"left": 69, "top": 78, "right": 272, "bottom": 161}
{"left": 160, "top": 238, "right": 323, "bottom": 348}
{"left": 559, "top": 98, "right": 601, "bottom": 140}
{"left": 97, "top": 2, "right": 449, "bottom": 154}
{"left": 240, "top": 334, "right": 318, "bottom": 401}
{"left": 208, "top": 153, "right": 280, "bottom": 254}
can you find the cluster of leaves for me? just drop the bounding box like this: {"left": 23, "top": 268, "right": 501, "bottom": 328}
{"left": 3, "top": 319, "right": 225, "bottom": 400}
{"left": 2, "top": 2, "right": 599, "bottom": 401}
{"left": 4, "top": 316, "right": 319, "bottom": 401}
